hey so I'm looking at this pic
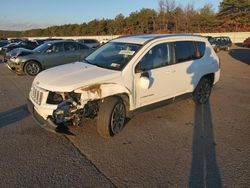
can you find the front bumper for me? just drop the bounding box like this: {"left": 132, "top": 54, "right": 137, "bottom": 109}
{"left": 5, "top": 60, "right": 24, "bottom": 74}
{"left": 27, "top": 99, "right": 74, "bottom": 135}
{"left": 27, "top": 98, "right": 58, "bottom": 132}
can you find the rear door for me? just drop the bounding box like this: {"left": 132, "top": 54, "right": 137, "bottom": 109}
{"left": 172, "top": 41, "right": 201, "bottom": 92}
{"left": 63, "top": 42, "right": 80, "bottom": 63}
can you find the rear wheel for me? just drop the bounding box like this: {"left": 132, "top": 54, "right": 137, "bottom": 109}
{"left": 24, "top": 61, "right": 41, "bottom": 76}
{"left": 193, "top": 78, "right": 213, "bottom": 104}
{"left": 97, "top": 97, "right": 126, "bottom": 138}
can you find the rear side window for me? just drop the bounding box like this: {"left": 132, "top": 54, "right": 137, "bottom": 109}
{"left": 195, "top": 42, "right": 206, "bottom": 58}
{"left": 64, "top": 42, "right": 78, "bottom": 52}
{"left": 84, "top": 39, "right": 97, "bottom": 44}
{"left": 175, "top": 41, "right": 196, "bottom": 63}
{"left": 78, "top": 43, "right": 89, "bottom": 50}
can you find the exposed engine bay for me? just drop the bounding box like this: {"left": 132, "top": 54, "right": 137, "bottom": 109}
{"left": 48, "top": 91, "right": 100, "bottom": 126}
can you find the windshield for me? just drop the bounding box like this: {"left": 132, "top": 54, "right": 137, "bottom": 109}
{"left": 33, "top": 43, "right": 51, "bottom": 53}
{"left": 85, "top": 42, "right": 141, "bottom": 71}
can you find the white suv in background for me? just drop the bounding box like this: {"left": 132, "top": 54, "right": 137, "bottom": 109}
{"left": 28, "top": 34, "right": 220, "bottom": 138}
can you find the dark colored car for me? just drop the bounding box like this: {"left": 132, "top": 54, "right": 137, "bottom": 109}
{"left": 0, "top": 40, "right": 40, "bottom": 56}
{"left": 0, "top": 40, "right": 9, "bottom": 48}
{"left": 76, "top": 39, "right": 100, "bottom": 48}
{"left": 34, "top": 38, "right": 63, "bottom": 45}
{"left": 5, "top": 40, "right": 94, "bottom": 76}
{"left": 210, "top": 36, "right": 232, "bottom": 52}
{"left": 243, "top": 37, "right": 250, "bottom": 47}
{"left": 8, "top": 38, "right": 25, "bottom": 43}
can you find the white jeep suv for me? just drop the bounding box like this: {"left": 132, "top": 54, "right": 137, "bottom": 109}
{"left": 27, "top": 34, "right": 220, "bottom": 138}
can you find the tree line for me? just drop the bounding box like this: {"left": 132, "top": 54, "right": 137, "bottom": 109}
{"left": 0, "top": 0, "right": 249, "bottom": 38}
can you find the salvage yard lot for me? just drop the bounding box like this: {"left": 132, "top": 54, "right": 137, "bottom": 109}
{"left": 0, "top": 45, "right": 249, "bottom": 187}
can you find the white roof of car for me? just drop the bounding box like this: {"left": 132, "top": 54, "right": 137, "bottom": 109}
{"left": 112, "top": 34, "right": 205, "bottom": 44}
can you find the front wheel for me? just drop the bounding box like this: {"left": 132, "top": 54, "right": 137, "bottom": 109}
{"left": 24, "top": 61, "right": 41, "bottom": 76}
{"left": 97, "top": 97, "right": 126, "bottom": 138}
{"left": 193, "top": 78, "right": 213, "bottom": 104}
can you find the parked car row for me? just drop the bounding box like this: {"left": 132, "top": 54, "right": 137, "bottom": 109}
{"left": 206, "top": 36, "right": 232, "bottom": 52}
{"left": 5, "top": 40, "right": 94, "bottom": 75}
{"left": 0, "top": 37, "right": 111, "bottom": 75}
{"left": 0, "top": 38, "right": 62, "bottom": 55}
{"left": 0, "top": 38, "right": 107, "bottom": 56}
{"left": 206, "top": 36, "right": 250, "bottom": 51}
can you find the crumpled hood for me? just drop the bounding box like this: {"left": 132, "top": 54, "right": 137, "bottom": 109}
{"left": 34, "top": 62, "right": 121, "bottom": 92}
{"left": 7, "top": 47, "right": 34, "bottom": 57}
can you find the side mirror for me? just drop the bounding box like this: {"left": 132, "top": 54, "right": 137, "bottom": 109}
{"left": 135, "top": 63, "right": 142, "bottom": 73}
{"left": 139, "top": 72, "right": 150, "bottom": 89}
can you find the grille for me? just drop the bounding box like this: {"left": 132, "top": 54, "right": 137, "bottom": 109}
{"left": 31, "top": 86, "right": 43, "bottom": 105}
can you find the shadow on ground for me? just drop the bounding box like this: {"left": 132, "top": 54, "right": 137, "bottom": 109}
{"left": 229, "top": 48, "right": 250, "bottom": 65}
{"left": 189, "top": 102, "right": 222, "bottom": 188}
{"left": 0, "top": 104, "right": 30, "bottom": 128}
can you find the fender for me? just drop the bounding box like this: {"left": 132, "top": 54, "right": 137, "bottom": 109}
{"left": 75, "top": 83, "right": 134, "bottom": 110}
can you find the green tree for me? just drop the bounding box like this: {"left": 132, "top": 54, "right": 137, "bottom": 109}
{"left": 217, "top": 0, "right": 250, "bottom": 31}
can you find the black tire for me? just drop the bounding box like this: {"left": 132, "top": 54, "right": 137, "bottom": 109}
{"left": 97, "top": 97, "right": 126, "bottom": 138}
{"left": 24, "top": 61, "right": 41, "bottom": 76}
{"left": 193, "top": 78, "right": 213, "bottom": 105}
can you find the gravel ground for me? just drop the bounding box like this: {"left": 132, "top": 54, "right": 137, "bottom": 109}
{"left": 0, "top": 45, "right": 249, "bottom": 187}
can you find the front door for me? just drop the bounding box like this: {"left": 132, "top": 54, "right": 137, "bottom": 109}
{"left": 135, "top": 43, "right": 178, "bottom": 107}
{"left": 42, "top": 42, "right": 65, "bottom": 68}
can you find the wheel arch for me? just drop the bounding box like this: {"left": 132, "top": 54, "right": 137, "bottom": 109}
{"left": 23, "top": 60, "right": 42, "bottom": 72}
{"left": 108, "top": 93, "right": 130, "bottom": 116}
{"left": 202, "top": 73, "right": 215, "bottom": 84}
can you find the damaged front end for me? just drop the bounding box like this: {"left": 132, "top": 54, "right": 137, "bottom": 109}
{"left": 50, "top": 91, "right": 100, "bottom": 127}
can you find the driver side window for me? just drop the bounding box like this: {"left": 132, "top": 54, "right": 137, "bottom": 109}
{"left": 46, "top": 43, "right": 64, "bottom": 53}
{"left": 137, "top": 43, "right": 172, "bottom": 72}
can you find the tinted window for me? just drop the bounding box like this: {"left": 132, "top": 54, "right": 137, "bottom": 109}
{"left": 139, "top": 43, "right": 172, "bottom": 71}
{"left": 46, "top": 43, "right": 64, "bottom": 53}
{"left": 78, "top": 43, "right": 89, "bottom": 50}
{"left": 84, "top": 39, "right": 97, "bottom": 43}
{"left": 175, "top": 41, "right": 196, "bottom": 63}
{"left": 64, "top": 42, "right": 78, "bottom": 52}
{"left": 195, "top": 42, "right": 206, "bottom": 58}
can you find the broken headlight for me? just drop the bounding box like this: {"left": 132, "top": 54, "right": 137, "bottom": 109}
{"left": 47, "top": 91, "right": 81, "bottom": 105}
{"left": 47, "top": 92, "right": 64, "bottom": 104}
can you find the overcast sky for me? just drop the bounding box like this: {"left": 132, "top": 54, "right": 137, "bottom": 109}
{"left": 0, "top": 0, "right": 221, "bottom": 31}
